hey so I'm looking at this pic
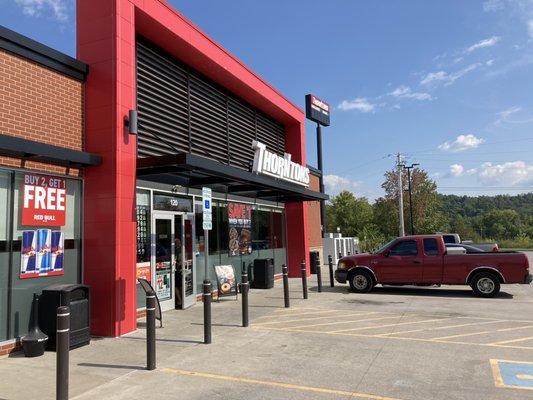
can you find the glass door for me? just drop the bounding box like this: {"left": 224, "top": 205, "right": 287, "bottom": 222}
{"left": 175, "top": 213, "right": 196, "bottom": 309}
{"left": 152, "top": 214, "right": 175, "bottom": 311}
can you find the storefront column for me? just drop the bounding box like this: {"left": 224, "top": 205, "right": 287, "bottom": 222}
{"left": 284, "top": 122, "right": 310, "bottom": 277}
{"left": 77, "top": 0, "right": 137, "bottom": 336}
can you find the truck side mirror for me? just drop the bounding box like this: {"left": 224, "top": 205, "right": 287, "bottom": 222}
{"left": 383, "top": 250, "right": 390, "bottom": 257}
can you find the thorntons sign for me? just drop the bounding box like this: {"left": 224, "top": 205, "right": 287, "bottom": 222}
{"left": 252, "top": 141, "right": 310, "bottom": 187}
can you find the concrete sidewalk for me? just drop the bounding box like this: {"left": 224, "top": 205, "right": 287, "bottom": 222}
{"left": 2, "top": 269, "right": 533, "bottom": 400}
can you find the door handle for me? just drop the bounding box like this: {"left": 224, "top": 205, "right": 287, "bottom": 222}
{"left": 413, "top": 260, "right": 422, "bottom": 264}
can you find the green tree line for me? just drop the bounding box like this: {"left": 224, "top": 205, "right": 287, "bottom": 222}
{"left": 326, "top": 167, "right": 533, "bottom": 251}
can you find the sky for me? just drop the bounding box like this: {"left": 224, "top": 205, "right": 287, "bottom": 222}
{"left": 1, "top": 0, "right": 533, "bottom": 201}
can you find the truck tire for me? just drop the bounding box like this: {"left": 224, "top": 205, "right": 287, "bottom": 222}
{"left": 348, "top": 270, "right": 373, "bottom": 293}
{"left": 471, "top": 272, "right": 500, "bottom": 298}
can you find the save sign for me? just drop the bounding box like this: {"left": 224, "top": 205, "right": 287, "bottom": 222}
{"left": 22, "top": 173, "right": 66, "bottom": 226}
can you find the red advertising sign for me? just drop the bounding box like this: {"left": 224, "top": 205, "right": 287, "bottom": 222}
{"left": 21, "top": 173, "right": 67, "bottom": 226}
{"left": 228, "top": 202, "right": 252, "bottom": 256}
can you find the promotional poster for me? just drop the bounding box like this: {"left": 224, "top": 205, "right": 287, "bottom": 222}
{"left": 21, "top": 173, "right": 67, "bottom": 227}
{"left": 228, "top": 202, "right": 252, "bottom": 256}
{"left": 214, "top": 264, "right": 237, "bottom": 298}
{"left": 20, "top": 229, "right": 64, "bottom": 279}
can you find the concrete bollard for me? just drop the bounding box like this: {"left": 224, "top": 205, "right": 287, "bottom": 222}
{"left": 56, "top": 306, "right": 70, "bottom": 400}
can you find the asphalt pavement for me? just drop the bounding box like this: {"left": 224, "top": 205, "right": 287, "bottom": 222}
{"left": 2, "top": 260, "right": 533, "bottom": 400}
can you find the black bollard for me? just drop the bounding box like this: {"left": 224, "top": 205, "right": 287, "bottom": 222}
{"left": 348, "top": 251, "right": 351, "bottom": 256}
{"left": 282, "top": 264, "right": 290, "bottom": 308}
{"left": 316, "top": 256, "right": 323, "bottom": 293}
{"left": 301, "top": 260, "right": 308, "bottom": 299}
{"left": 328, "top": 255, "right": 335, "bottom": 287}
{"left": 146, "top": 290, "right": 156, "bottom": 370}
{"left": 241, "top": 263, "right": 249, "bottom": 327}
{"left": 56, "top": 306, "right": 70, "bottom": 400}
{"left": 338, "top": 252, "right": 342, "bottom": 260}
{"left": 203, "top": 279, "right": 212, "bottom": 344}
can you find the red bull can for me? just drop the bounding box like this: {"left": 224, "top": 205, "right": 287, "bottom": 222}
{"left": 36, "top": 229, "right": 51, "bottom": 272}
{"left": 21, "top": 230, "right": 37, "bottom": 273}
{"left": 51, "top": 231, "right": 64, "bottom": 271}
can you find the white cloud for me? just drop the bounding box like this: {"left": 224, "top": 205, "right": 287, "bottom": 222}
{"left": 14, "top": 0, "right": 68, "bottom": 21}
{"left": 483, "top": 0, "right": 505, "bottom": 12}
{"left": 465, "top": 36, "right": 500, "bottom": 53}
{"left": 528, "top": 19, "right": 533, "bottom": 38}
{"left": 494, "top": 106, "right": 524, "bottom": 125}
{"left": 388, "top": 85, "right": 432, "bottom": 101}
{"left": 323, "top": 174, "right": 360, "bottom": 195}
{"left": 420, "top": 63, "right": 482, "bottom": 87}
{"left": 478, "top": 161, "right": 533, "bottom": 185}
{"left": 486, "top": 59, "right": 495, "bottom": 66}
{"left": 337, "top": 98, "right": 376, "bottom": 113}
{"left": 450, "top": 164, "right": 465, "bottom": 177}
{"left": 438, "top": 134, "right": 485, "bottom": 152}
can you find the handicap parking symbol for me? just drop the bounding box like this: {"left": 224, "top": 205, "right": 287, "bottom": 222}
{"left": 491, "top": 359, "right": 533, "bottom": 391}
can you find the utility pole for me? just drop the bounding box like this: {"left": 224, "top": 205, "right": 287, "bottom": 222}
{"left": 403, "top": 163, "right": 419, "bottom": 235}
{"left": 397, "top": 153, "right": 405, "bottom": 237}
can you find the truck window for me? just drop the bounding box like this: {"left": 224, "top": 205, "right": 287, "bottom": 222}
{"left": 389, "top": 240, "right": 418, "bottom": 256}
{"left": 442, "top": 235, "right": 455, "bottom": 244}
{"left": 423, "top": 238, "right": 439, "bottom": 256}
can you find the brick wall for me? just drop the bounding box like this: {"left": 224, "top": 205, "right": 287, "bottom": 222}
{"left": 0, "top": 49, "right": 84, "bottom": 176}
{"left": 308, "top": 172, "right": 323, "bottom": 252}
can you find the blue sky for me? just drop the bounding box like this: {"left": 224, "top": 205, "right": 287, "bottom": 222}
{"left": 2, "top": 0, "right": 532, "bottom": 200}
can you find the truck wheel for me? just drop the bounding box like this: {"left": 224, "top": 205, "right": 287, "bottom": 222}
{"left": 471, "top": 273, "right": 500, "bottom": 298}
{"left": 348, "top": 270, "right": 373, "bottom": 293}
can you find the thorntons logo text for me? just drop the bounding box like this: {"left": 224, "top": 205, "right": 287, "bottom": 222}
{"left": 252, "top": 141, "right": 310, "bottom": 187}
{"left": 311, "top": 95, "right": 330, "bottom": 113}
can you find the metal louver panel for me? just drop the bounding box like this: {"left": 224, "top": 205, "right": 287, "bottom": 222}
{"left": 136, "top": 38, "right": 286, "bottom": 169}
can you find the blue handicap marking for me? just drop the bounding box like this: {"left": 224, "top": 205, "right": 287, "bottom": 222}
{"left": 204, "top": 200, "right": 210, "bottom": 209}
{"left": 491, "top": 359, "right": 533, "bottom": 391}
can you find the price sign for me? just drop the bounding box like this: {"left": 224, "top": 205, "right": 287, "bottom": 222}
{"left": 202, "top": 187, "right": 212, "bottom": 230}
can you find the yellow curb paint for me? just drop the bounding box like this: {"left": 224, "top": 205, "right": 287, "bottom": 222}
{"left": 161, "top": 368, "right": 402, "bottom": 400}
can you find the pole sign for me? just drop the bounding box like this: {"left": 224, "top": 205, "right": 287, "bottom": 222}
{"left": 22, "top": 173, "right": 66, "bottom": 226}
{"left": 305, "top": 94, "right": 330, "bottom": 126}
{"left": 202, "top": 187, "right": 212, "bottom": 230}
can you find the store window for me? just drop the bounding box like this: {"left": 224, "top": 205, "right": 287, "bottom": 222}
{"left": 136, "top": 189, "right": 151, "bottom": 309}
{"left": 6, "top": 171, "right": 82, "bottom": 340}
{"left": 0, "top": 170, "right": 11, "bottom": 341}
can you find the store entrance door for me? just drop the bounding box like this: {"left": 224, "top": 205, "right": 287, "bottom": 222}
{"left": 175, "top": 213, "right": 196, "bottom": 309}
{"left": 152, "top": 213, "right": 175, "bottom": 311}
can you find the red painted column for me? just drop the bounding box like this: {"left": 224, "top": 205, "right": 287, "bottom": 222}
{"left": 285, "top": 122, "right": 310, "bottom": 277}
{"left": 77, "top": 0, "right": 137, "bottom": 336}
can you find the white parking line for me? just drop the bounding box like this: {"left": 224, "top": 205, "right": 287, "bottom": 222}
{"left": 327, "top": 318, "right": 449, "bottom": 333}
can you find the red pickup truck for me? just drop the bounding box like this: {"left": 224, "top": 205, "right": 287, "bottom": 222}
{"left": 335, "top": 235, "right": 531, "bottom": 297}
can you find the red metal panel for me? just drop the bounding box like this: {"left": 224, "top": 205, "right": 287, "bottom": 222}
{"left": 78, "top": 0, "right": 309, "bottom": 335}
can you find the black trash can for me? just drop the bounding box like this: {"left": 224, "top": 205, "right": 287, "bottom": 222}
{"left": 310, "top": 251, "right": 320, "bottom": 274}
{"left": 251, "top": 258, "right": 274, "bottom": 289}
{"left": 39, "top": 284, "right": 90, "bottom": 350}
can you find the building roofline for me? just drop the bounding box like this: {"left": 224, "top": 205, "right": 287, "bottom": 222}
{"left": 0, "top": 25, "right": 88, "bottom": 81}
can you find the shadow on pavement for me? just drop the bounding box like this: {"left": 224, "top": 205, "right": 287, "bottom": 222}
{"left": 122, "top": 337, "right": 202, "bottom": 344}
{"left": 78, "top": 362, "right": 145, "bottom": 370}
{"left": 364, "top": 286, "right": 513, "bottom": 299}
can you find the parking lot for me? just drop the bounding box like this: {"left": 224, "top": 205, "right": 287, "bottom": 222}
{"left": 2, "top": 261, "right": 533, "bottom": 399}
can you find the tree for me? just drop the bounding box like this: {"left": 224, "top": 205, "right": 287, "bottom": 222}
{"left": 326, "top": 191, "right": 373, "bottom": 237}
{"left": 380, "top": 167, "right": 446, "bottom": 235}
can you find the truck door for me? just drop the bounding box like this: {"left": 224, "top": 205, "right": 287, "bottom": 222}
{"left": 376, "top": 239, "right": 423, "bottom": 283}
{"left": 421, "top": 238, "right": 443, "bottom": 284}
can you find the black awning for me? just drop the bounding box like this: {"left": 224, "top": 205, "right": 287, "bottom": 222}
{"left": 0, "top": 134, "right": 101, "bottom": 168}
{"left": 137, "top": 152, "right": 328, "bottom": 202}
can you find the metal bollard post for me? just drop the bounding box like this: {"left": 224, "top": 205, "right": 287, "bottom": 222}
{"left": 146, "top": 290, "right": 156, "bottom": 370}
{"left": 316, "top": 257, "right": 323, "bottom": 293}
{"left": 301, "top": 260, "right": 308, "bottom": 299}
{"left": 282, "top": 264, "right": 290, "bottom": 308}
{"left": 241, "top": 262, "right": 249, "bottom": 327}
{"left": 328, "top": 255, "right": 335, "bottom": 287}
{"left": 56, "top": 306, "right": 70, "bottom": 400}
{"left": 348, "top": 251, "right": 351, "bottom": 256}
{"left": 203, "top": 279, "right": 212, "bottom": 344}
{"left": 338, "top": 252, "right": 342, "bottom": 260}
